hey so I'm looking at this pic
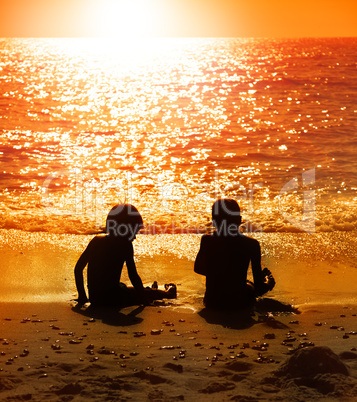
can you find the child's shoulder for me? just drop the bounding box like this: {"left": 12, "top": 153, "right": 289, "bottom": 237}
{"left": 202, "top": 233, "right": 260, "bottom": 246}
{"left": 90, "top": 234, "right": 133, "bottom": 247}
{"left": 89, "top": 234, "right": 107, "bottom": 243}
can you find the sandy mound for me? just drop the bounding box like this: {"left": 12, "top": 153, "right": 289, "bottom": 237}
{"left": 276, "top": 346, "right": 349, "bottom": 378}
{"left": 271, "top": 346, "right": 356, "bottom": 397}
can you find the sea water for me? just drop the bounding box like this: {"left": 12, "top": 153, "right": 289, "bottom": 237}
{"left": 0, "top": 38, "right": 356, "bottom": 306}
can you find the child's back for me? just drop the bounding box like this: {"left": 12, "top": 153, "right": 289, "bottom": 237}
{"left": 196, "top": 233, "right": 263, "bottom": 309}
{"left": 85, "top": 235, "right": 133, "bottom": 303}
{"left": 194, "top": 199, "right": 275, "bottom": 310}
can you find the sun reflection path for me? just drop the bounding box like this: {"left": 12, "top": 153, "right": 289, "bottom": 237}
{"left": 1, "top": 38, "right": 356, "bottom": 233}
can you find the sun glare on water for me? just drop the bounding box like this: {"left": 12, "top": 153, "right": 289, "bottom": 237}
{"left": 83, "top": 0, "right": 166, "bottom": 38}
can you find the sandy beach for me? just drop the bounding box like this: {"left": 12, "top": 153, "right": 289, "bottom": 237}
{"left": 1, "top": 229, "right": 357, "bottom": 400}
{"left": 1, "top": 300, "right": 357, "bottom": 401}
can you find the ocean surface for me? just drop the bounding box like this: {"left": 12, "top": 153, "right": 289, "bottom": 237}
{"left": 0, "top": 38, "right": 356, "bottom": 306}
{"left": 1, "top": 37, "right": 357, "bottom": 234}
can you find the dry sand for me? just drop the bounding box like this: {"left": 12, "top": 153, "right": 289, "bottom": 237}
{"left": 1, "top": 301, "right": 357, "bottom": 401}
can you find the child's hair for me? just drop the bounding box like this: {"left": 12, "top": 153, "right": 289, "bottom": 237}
{"left": 212, "top": 199, "right": 241, "bottom": 234}
{"left": 106, "top": 204, "right": 143, "bottom": 239}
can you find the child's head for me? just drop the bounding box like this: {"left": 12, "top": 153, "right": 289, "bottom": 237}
{"left": 212, "top": 199, "right": 241, "bottom": 235}
{"left": 106, "top": 204, "right": 143, "bottom": 240}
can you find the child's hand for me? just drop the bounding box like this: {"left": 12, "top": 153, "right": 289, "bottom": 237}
{"left": 262, "top": 268, "right": 275, "bottom": 291}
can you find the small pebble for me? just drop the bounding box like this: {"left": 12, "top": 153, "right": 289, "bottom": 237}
{"left": 236, "top": 352, "right": 248, "bottom": 358}
{"left": 263, "top": 333, "right": 275, "bottom": 340}
{"left": 20, "top": 349, "right": 29, "bottom": 357}
{"left": 133, "top": 332, "right": 146, "bottom": 338}
{"left": 179, "top": 350, "right": 186, "bottom": 358}
{"left": 299, "top": 341, "right": 315, "bottom": 348}
{"left": 69, "top": 340, "right": 81, "bottom": 345}
{"left": 99, "top": 349, "right": 115, "bottom": 355}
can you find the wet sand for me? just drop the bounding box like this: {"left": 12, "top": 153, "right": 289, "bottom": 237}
{"left": 1, "top": 301, "right": 357, "bottom": 401}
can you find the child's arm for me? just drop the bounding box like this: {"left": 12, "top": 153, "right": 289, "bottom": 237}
{"left": 194, "top": 235, "right": 208, "bottom": 276}
{"left": 126, "top": 243, "right": 145, "bottom": 291}
{"left": 74, "top": 245, "right": 90, "bottom": 305}
{"left": 251, "top": 241, "right": 266, "bottom": 296}
{"left": 251, "top": 241, "right": 275, "bottom": 296}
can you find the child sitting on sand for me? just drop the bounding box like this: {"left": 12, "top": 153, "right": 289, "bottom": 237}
{"left": 194, "top": 199, "right": 275, "bottom": 310}
{"left": 74, "top": 204, "right": 176, "bottom": 307}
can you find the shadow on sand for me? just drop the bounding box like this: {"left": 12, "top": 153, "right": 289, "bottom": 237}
{"left": 199, "top": 298, "right": 299, "bottom": 330}
{"left": 72, "top": 304, "right": 145, "bottom": 326}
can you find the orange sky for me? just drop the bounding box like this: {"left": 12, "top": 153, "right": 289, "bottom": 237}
{"left": 0, "top": 0, "right": 356, "bottom": 38}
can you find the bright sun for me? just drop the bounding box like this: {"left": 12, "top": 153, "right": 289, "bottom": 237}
{"left": 84, "top": 0, "right": 165, "bottom": 38}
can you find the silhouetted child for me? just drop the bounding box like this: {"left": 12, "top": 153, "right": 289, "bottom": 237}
{"left": 194, "top": 199, "right": 275, "bottom": 310}
{"left": 75, "top": 204, "right": 176, "bottom": 307}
